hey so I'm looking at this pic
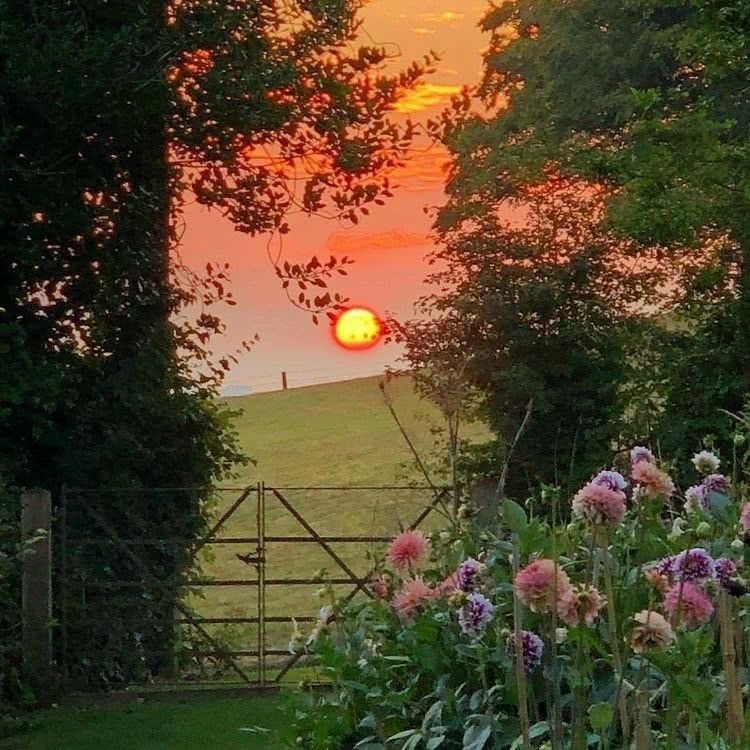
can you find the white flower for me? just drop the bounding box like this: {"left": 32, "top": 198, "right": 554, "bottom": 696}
{"left": 692, "top": 450, "right": 720, "bottom": 475}
{"left": 668, "top": 517, "right": 686, "bottom": 541}
{"left": 288, "top": 618, "right": 304, "bottom": 654}
{"left": 555, "top": 627, "right": 568, "bottom": 644}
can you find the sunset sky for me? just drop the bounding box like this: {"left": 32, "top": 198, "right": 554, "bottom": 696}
{"left": 181, "top": 1, "right": 488, "bottom": 394}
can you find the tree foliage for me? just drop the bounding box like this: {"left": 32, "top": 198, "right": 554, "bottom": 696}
{"left": 0, "top": 0, "right": 427, "bottom": 688}
{"left": 410, "top": 0, "right": 750, "bottom": 491}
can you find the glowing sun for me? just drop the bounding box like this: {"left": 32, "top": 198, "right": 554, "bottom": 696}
{"left": 333, "top": 307, "right": 383, "bottom": 350}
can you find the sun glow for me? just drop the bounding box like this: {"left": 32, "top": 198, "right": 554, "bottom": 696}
{"left": 333, "top": 307, "right": 383, "bottom": 350}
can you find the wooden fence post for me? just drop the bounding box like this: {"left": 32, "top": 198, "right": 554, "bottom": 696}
{"left": 21, "top": 489, "right": 52, "bottom": 698}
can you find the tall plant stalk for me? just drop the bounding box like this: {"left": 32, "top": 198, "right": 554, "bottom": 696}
{"left": 512, "top": 534, "right": 531, "bottom": 750}
{"left": 602, "top": 538, "right": 630, "bottom": 740}
{"left": 719, "top": 590, "right": 743, "bottom": 745}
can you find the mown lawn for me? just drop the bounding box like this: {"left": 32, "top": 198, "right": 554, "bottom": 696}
{"left": 1, "top": 693, "right": 289, "bottom": 750}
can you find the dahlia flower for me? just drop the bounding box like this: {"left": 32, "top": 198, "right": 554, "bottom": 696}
{"left": 631, "top": 446, "right": 655, "bottom": 465}
{"left": 572, "top": 482, "right": 627, "bottom": 526}
{"left": 456, "top": 557, "right": 485, "bottom": 592}
{"left": 663, "top": 581, "right": 714, "bottom": 628}
{"left": 557, "top": 584, "right": 604, "bottom": 627}
{"left": 458, "top": 592, "right": 495, "bottom": 637}
{"left": 715, "top": 558, "right": 738, "bottom": 589}
{"left": 684, "top": 484, "right": 709, "bottom": 514}
{"left": 740, "top": 503, "right": 750, "bottom": 532}
{"left": 692, "top": 450, "right": 721, "bottom": 475}
{"left": 438, "top": 572, "right": 461, "bottom": 596}
{"left": 704, "top": 473, "right": 731, "bottom": 494}
{"left": 631, "top": 461, "right": 675, "bottom": 499}
{"left": 644, "top": 566, "right": 669, "bottom": 593}
{"left": 388, "top": 530, "right": 431, "bottom": 571}
{"left": 506, "top": 630, "right": 545, "bottom": 673}
{"left": 514, "top": 559, "right": 572, "bottom": 613}
{"left": 630, "top": 610, "right": 675, "bottom": 653}
{"left": 306, "top": 606, "right": 334, "bottom": 646}
{"left": 593, "top": 470, "right": 628, "bottom": 492}
{"left": 670, "top": 548, "right": 716, "bottom": 582}
{"left": 391, "top": 577, "right": 434, "bottom": 619}
{"left": 370, "top": 575, "right": 389, "bottom": 600}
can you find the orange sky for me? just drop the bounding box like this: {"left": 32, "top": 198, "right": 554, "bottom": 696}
{"left": 180, "top": 1, "right": 488, "bottom": 394}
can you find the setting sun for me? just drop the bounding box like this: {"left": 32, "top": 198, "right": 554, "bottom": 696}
{"left": 333, "top": 307, "right": 383, "bottom": 350}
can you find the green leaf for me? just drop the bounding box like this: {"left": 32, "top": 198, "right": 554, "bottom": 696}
{"left": 529, "top": 721, "right": 550, "bottom": 739}
{"left": 588, "top": 702, "right": 613, "bottom": 731}
{"left": 463, "top": 724, "right": 492, "bottom": 750}
{"left": 427, "top": 737, "right": 446, "bottom": 749}
{"left": 502, "top": 500, "right": 528, "bottom": 533}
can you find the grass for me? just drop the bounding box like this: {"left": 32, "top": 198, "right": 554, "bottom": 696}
{"left": 1, "top": 694, "right": 288, "bottom": 750}
{"left": 190, "top": 374, "right": 491, "bottom": 672}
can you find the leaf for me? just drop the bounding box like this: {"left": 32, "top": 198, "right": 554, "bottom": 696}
{"left": 388, "top": 729, "right": 419, "bottom": 741}
{"left": 463, "top": 724, "right": 492, "bottom": 750}
{"left": 502, "top": 499, "right": 527, "bottom": 533}
{"left": 529, "top": 721, "right": 550, "bottom": 739}
{"left": 588, "top": 702, "right": 614, "bottom": 731}
{"left": 426, "top": 737, "right": 445, "bottom": 749}
{"left": 707, "top": 491, "right": 730, "bottom": 518}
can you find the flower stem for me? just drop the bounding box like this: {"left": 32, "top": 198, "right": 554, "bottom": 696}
{"left": 512, "top": 534, "right": 531, "bottom": 750}
{"left": 602, "top": 539, "right": 630, "bottom": 740}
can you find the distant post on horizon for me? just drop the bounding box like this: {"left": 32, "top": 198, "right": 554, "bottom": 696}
{"left": 282, "top": 371, "right": 288, "bottom": 391}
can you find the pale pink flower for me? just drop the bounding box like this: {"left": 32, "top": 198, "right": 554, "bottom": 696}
{"left": 391, "top": 577, "right": 434, "bottom": 619}
{"left": 663, "top": 582, "right": 714, "bottom": 628}
{"left": 572, "top": 482, "right": 626, "bottom": 526}
{"left": 514, "top": 559, "right": 572, "bottom": 613}
{"left": 632, "top": 461, "right": 675, "bottom": 499}
{"left": 438, "top": 572, "right": 461, "bottom": 596}
{"left": 388, "top": 530, "right": 431, "bottom": 571}
{"left": 370, "top": 575, "right": 389, "bottom": 600}
{"left": 557, "top": 584, "right": 604, "bottom": 627}
{"left": 643, "top": 566, "right": 669, "bottom": 593}
{"left": 630, "top": 610, "right": 675, "bottom": 653}
{"left": 740, "top": 503, "right": 750, "bottom": 533}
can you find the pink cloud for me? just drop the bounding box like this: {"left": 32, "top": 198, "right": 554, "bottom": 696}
{"left": 325, "top": 230, "right": 433, "bottom": 254}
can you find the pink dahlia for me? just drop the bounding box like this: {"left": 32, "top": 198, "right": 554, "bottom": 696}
{"left": 391, "top": 577, "right": 434, "bottom": 619}
{"left": 630, "top": 610, "right": 675, "bottom": 653}
{"left": 370, "top": 575, "right": 389, "bottom": 600}
{"left": 388, "top": 529, "right": 431, "bottom": 571}
{"left": 663, "top": 582, "right": 714, "bottom": 629}
{"left": 572, "top": 482, "right": 627, "bottom": 526}
{"left": 557, "top": 584, "right": 604, "bottom": 627}
{"left": 632, "top": 461, "right": 675, "bottom": 499}
{"left": 514, "top": 559, "right": 572, "bottom": 613}
{"left": 438, "top": 572, "right": 461, "bottom": 596}
{"left": 740, "top": 503, "right": 750, "bottom": 532}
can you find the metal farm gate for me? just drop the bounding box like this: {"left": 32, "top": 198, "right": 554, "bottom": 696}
{"left": 57, "top": 483, "right": 447, "bottom": 691}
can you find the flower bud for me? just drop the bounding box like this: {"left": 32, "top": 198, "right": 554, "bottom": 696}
{"left": 555, "top": 627, "right": 568, "bottom": 644}
{"left": 734, "top": 433, "right": 746, "bottom": 447}
{"left": 732, "top": 538, "right": 745, "bottom": 552}
{"left": 695, "top": 521, "right": 711, "bottom": 537}
{"left": 448, "top": 591, "right": 468, "bottom": 608}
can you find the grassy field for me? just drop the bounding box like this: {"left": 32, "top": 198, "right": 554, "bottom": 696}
{"left": 190, "top": 374, "right": 491, "bottom": 671}
{"left": 1, "top": 694, "right": 288, "bottom": 750}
